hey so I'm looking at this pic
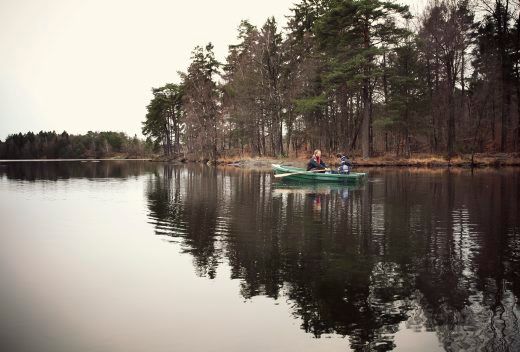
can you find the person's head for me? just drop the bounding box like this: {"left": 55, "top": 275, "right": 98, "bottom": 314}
{"left": 314, "top": 149, "right": 321, "bottom": 158}
{"left": 337, "top": 152, "right": 348, "bottom": 160}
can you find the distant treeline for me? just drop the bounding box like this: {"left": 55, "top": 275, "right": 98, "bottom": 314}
{"left": 143, "top": 0, "right": 520, "bottom": 160}
{"left": 0, "top": 131, "right": 152, "bottom": 159}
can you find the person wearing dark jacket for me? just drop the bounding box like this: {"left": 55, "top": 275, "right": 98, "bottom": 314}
{"left": 307, "top": 149, "right": 327, "bottom": 171}
{"left": 337, "top": 154, "right": 352, "bottom": 174}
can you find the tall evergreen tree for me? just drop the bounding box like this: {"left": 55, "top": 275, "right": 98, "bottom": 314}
{"left": 382, "top": 33, "right": 426, "bottom": 156}
{"left": 223, "top": 21, "right": 264, "bottom": 155}
{"left": 473, "top": 0, "right": 518, "bottom": 151}
{"left": 314, "top": 0, "right": 411, "bottom": 158}
{"left": 142, "top": 84, "right": 184, "bottom": 156}
{"left": 181, "top": 43, "right": 221, "bottom": 161}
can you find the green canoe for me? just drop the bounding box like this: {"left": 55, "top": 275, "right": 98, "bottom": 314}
{"left": 272, "top": 164, "right": 367, "bottom": 183}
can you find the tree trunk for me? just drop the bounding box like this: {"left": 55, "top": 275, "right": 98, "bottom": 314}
{"left": 165, "top": 125, "right": 172, "bottom": 157}
{"left": 501, "top": 80, "right": 510, "bottom": 152}
{"left": 361, "top": 20, "right": 371, "bottom": 159}
{"left": 447, "top": 61, "right": 456, "bottom": 158}
{"left": 426, "top": 58, "right": 438, "bottom": 152}
{"left": 517, "top": 16, "right": 520, "bottom": 151}
{"left": 492, "top": 98, "right": 496, "bottom": 148}
{"left": 286, "top": 111, "right": 293, "bottom": 156}
{"left": 279, "top": 112, "right": 284, "bottom": 156}
{"left": 517, "top": 62, "right": 520, "bottom": 151}
{"left": 261, "top": 119, "right": 266, "bottom": 156}
{"left": 405, "top": 107, "right": 410, "bottom": 158}
{"left": 447, "top": 91, "right": 456, "bottom": 158}
{"left": 498, "top": 0, "right": 511, "bottom": 152}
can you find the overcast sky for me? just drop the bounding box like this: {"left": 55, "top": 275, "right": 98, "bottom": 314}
{"left": 0, "top": 0, "right": 425, "bottom": 140}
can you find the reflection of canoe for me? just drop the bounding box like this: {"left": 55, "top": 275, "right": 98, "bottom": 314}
{"left": 272, "top": 164, "right": 367, "bottom": 183}
{"left": 272, "top": 181, "right": 361, "bottom": 195}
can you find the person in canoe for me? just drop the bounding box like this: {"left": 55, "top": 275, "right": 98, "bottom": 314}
{"left": 307, "top": 149, "right": 328, "bottom": 171}
{"left": 336, "top": 153, "right": 352, "bottom": 174}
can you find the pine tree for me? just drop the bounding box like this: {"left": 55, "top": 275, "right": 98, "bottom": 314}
{"left": 142, "top": 84, "right": 183, "bottom": 156}
{"left": 314, "top": 0, "right": 411, "bottom": 158}
{"left": 181, "top": 43, "right": 221, "bottom": 161}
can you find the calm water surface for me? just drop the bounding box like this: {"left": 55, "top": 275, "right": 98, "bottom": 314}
{"left": 0, "top": 161, "right": 519, "bottom": 352}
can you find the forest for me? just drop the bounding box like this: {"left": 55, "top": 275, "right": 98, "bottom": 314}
{"left": 0, "top": 131, "right": 150, "bottom": 159}
{"left": 142, "top": 0, "right": 520, "bottom": 161}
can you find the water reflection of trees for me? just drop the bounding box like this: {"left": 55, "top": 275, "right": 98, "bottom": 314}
{"left": 0, "top": 160, "right": 156, "bottom": 181}
{"left": 146, "top": 165, "right": 520, "bottom": 351}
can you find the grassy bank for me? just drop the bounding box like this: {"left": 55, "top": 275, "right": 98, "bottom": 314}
{"left": 209, "top": 153, "right": 520, "bottom": 168}
{"left": 10, "top": 152, "right": 516, "bottom": 169}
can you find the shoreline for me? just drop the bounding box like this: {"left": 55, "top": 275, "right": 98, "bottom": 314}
{"left": 0, "top": 158, "right": 152, "bottom": 162}
{"left": 2, "top": 153, "right": 520, "bottom": 169}
{"left": 154, "top": 153, "right": 520, "bottom": 169}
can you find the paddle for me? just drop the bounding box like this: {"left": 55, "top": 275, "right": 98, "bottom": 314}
{"left": 274, "top": 168, "right": 331, "bottom": 179}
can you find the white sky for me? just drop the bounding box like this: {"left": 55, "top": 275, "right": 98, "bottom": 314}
{"left": 0, "top": 0, "right": 425, "bottom": 140}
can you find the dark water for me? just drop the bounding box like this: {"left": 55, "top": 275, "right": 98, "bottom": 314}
{"left": 1, "top": 161, "right": 519, "bottom": 352}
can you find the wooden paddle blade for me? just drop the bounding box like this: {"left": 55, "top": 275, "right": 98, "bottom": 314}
{"left": 274, "top": 168, "right": 331, "bottom": 178}
{"left": 274, "top": 172, "right": 300, "bottom": 178}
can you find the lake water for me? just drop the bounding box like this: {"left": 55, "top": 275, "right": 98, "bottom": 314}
{"left": 1, "top": 161, "right": 519, "bottom": 352}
